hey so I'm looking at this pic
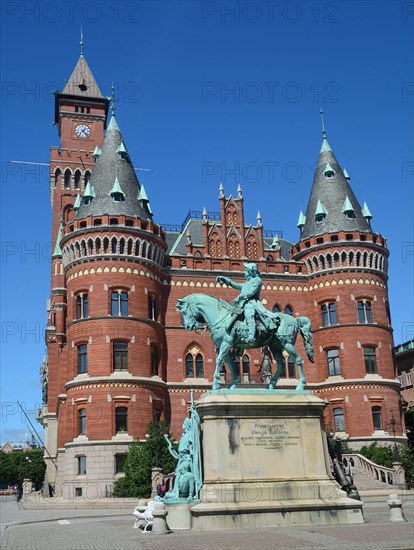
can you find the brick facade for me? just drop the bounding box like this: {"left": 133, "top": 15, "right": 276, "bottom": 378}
{"left": 40, "top": 54, "right": 406, "bottom": 496}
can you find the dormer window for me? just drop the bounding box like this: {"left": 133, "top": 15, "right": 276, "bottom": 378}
{"left": 112, "top": 193, "right": 124, "bottom": 202}
{"left": 110, "top": 177, "right": 125, "bottom": 202}
{"left": 323, "top": 163, "right": 335, "bottom": 179}
{"left": 342, "top": 195, "right": 356, "bottom": 219}
{"left": 314, "top": 199, "right": 327, "bottom": 223}
{"left": 116, "top": 141, "right": 128, "bottom": 161}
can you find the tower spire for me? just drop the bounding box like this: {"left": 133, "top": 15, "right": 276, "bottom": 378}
{"left": 320, "top": 107, "right": 327, "bottom": 139}
{"left": 80, "top": 25, "right": 84, "bottom": 56}
{"left": 110, "top": 82, "right": 117, "bottom": 116}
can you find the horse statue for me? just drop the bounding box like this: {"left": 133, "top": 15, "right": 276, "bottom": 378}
{"left": 177, "top": 293, "right": 314, "bottom": 391}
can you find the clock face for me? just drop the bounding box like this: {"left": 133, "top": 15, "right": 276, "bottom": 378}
{"left": 75, "top": 124, "right": 91, "bottom": 138}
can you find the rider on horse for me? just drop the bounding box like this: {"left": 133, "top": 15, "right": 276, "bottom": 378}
{"left": 217, "top": 263, "right": 274, "bottom": 345}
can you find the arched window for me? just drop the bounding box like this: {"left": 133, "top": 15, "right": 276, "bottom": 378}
{"left": 64, "top": 169, "right": 71, "bottom": 189}
{"left": 284, "top": 305, "right": 293, "bottom": 316}
{"left": 84, "top": 171, "right": 91, "bottom": 188}
{"left": 272, "top": 304, "right": 281, "bottom": 313}
{"left": 185, "top": 352, "right": 204, "bottom": 378}
{"left": 54, "top": 168, "right": 61, "bottom": 188}
{"left": 74, "top": 170, "right": 81, "bottom": 189}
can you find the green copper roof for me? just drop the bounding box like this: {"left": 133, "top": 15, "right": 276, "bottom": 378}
{"left": 116, "top": 141, "right": 127, "bottom": 155}
{"left": 343, "top": 167, "right": 350, "bottom": 180}
{"left": 362, "top": 201, "right": 373, "bottom": 220}
{"left": 138, "top": 183, "right": 149, "bottom": 202}
{"left": 107, "top": 115, "right": 120, "bottom": 132}
{"left": 297, "top": 210, "right": 306, "bottom": 228}
{"left": 341, "top": 195, "right": 355, "bottom": 213}
{"left": 53, "top": 218, "right": 63, "bottom": 257}
{"left": 315, "top": 199, "right": 327, "bottom": 216}
{"left": 73, "top": 193, "right": 81, "bottom": 210}
{"left": 84, "top": 181, "right": 96, "bottom": 198}
{"left": 92, "top": 146, "right": 101, "bottom": 159}
{"left": 110, "top": 177, "right": 125, "bottom": 197}
{"left": 323, "top": 162, "right": 335, "bottom": 176}
{"left": 320, "top": 137, "right": 332, "bottom": 153}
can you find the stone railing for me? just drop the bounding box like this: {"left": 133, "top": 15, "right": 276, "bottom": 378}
{"left": 342, "top": 453, "right": 405, "bottom": 487}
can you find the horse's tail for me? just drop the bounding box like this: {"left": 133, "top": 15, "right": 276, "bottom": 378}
{"left": 297, "top": 316, "right": 314, "bottom": 363}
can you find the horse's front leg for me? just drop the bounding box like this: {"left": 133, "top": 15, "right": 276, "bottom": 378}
{"left": 213, "top": 339, "right": 232, "bottom": 390}
{"left": 224, "top": 352, "right": 238, "bottom": 389}
{"left": 268, "top": 355, "right": 284, "bottom": 389}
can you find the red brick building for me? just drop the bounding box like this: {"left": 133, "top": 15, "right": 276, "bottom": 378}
{"left": 40, "top": 53, "right": 406, "bottom": 497}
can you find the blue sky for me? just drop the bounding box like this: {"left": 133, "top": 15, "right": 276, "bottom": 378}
{"left": 1, "top": 1, "right": 413, "bottom": 445}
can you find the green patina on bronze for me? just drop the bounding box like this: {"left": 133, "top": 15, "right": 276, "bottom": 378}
{"left": 177, "top": 263, "right": 314, "bottom": 391}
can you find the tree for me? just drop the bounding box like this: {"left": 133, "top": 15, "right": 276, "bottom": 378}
{"left": 113, "top": 420, "right": 178, "bottom": 498}
{"left": 404, "top": 407, "right": 414, "bottom": 448}
{"left": 0, "top": 449, "right": 46, "bottom": 489}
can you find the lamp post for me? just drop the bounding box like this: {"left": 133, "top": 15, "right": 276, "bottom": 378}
{"left": 389, "top": 411, "right": 399, "bottom": 462}
{"left": 25, "top": 456, "right": 32, "bottom": 479}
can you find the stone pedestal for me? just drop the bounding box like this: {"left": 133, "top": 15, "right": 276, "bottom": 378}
{"left": 191, "top": 390, "right": 364, "bottom": 529}
{"left": 23, "top": 479, "right": 32, "bottom": 495}
{"left": 165, "top": 501, "right": 194, "bottom": 529}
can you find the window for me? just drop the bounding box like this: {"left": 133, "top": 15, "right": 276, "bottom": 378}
{"left": 185, "top": 352, "right": 204, "bottom": 378}
{"left": 372, "top": 406, "right": 383, "bottom": 430}
{"left": 148, "top": 295, "right": 157, "bottom": 321}
{"left": 78, "top": 408, "right": 86, "bottom": 435}
{"left": 284, "top": 305, "right": 293, "bottom": 316}
{"left": 407, "top": 372, "right": 412, "bottom": 386}
{"left": 75, "top": 487, "right": 82, "bottom": 497}
{"left": 272, "top": 304, "right": 281, "bottom": 313}
{"left": 115, "top": 407, "right": 128, "bottom": 432}
{"left": 111, "top": 291, "right": 128, "bottom": 316}
{"left": 74, "top": 170, "right": 81, "bottom": 189}
{"left": 77, "top": 455, "right": 87, "bottom": 475}
{"left": 115, "top": 454, "right": 127, "bottom": 474}
{"left": 64, "top": 169, "right": 71, "bottom": 189}
{"left": 398, "top": 375, "right": 403, "bottom": 387}
{"left": 113, "top": 342, "right": 128, "bottom": 371}
{"left": 385, "top": 302, "right": 391, "bottom": 326}
{"left": 77, "top": 344, "right": 88, "bottom": 374}
{"left": 288, "top": 359, "right": 296, "bottom": 378}
{"left": 364, "top": 347, "right": 377, "bottom": 374}
{"left": 321, "top": 303, "right": 336, "bottom": 326}
{"left": 327, "top": 349, "right": 341, "bottom": 376}
{"left": 76, "top": 293, "right": 89, "bottom": 319}
{"left": 357, "top": 300, "right": 372, "bottom": 323}
{"left": 151, "top": 347, "right": 159, "bottom": 376}
{"left": 333, "top": 408, "right": 345, "bottom": 432}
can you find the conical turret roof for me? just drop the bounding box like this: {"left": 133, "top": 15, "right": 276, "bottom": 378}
{"left": 76, "top": 115, "right": 152, "bottom": 220}
{"left": 300, "top": 135, "right": 371, "bottom": 238}
{"left": 62, "top": 55, "right": 104, "bottom": 98}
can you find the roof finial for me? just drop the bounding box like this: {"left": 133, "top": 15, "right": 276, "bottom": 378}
{"left": 320, "top": 107, "right": 327, "bottom": 139}
{"left": 80, "top": 25, "right": 84, "bottom": 56}
{"left": 110, "top": 82, "right": 117, "bottom": 116}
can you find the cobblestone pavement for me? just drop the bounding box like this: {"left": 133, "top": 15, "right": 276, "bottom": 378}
{"left": 1, "top": 497, "right": 413, "bottom": 550}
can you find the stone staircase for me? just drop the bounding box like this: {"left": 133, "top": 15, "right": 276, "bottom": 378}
{"left": 342, "top": 453, "right": 402, "bottom": 494}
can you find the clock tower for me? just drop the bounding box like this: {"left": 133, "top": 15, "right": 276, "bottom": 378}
{"left": 50, "top": 52, "right": 109, "bottom": 250}
{"left": 43, "top": 52, "right": 109, "bottom": 488}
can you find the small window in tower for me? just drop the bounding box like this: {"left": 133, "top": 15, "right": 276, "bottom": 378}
{"left": 305, "top": 241, "right": 310, "bottom": 248}
{"left": 115, "top": 454, "right": 127, "bottom": 474}
{"left": 148, "top": 296, "right": 157, "bottom": 321}
{"left": 346, "top": 234, "right": 353, "bottom": 241}
{"left": 110, "top": 218, "right": 119, "bottom": 225}
{"left": 93, "top": 219, "right": 102, "bottom": 226}
{"left": 115, "top": 407, "right": 128, "bottom": 432}
{"left": 360, "top": 234, "right": 366, "bottom": 241}
{"left": 77, "top": 344, "right": 88, "bottom": 374}
{"left": 345, "top": 210, "right": 356, "bottom": 220}
{"left": 321, "top": 303, "right": 337, "bottom": 326}
{"left": 284, "top": 305, "right": 293, "bottom": 316}
{"left": 272, "top": 304, "right": 281, "bottom": 313}
{"left": 125, "top": 219, "right": 134, "bottom": 227}
{"left": 78, "top": 408, "right": 86, "bottom": 435}
{"left": 74, "top": 171, "right": 81, "bottom": 190}
{"left": 151, "top": 347, "right": 159, "bottom": 376}
{"left": 77, "top": 455, "right": 87, "bottom": 475}
{"left": 111, "top": 291, "right": 128, "bottom": 316}
{"left": 80, "top": 221, "right": 87, "bottom": 229}
{"left": 357, "top": 300, "right": 372, "bottom": 323}
{"left": 284, "top": 265, "right": 289, "bottom": 273}
{"left": 79, "top": 82, "right": 87, "bottom": 92}
{"left": 372, "top": 406, "right": 382, "bottom": 430}
{"left": 316, "top": 237, "right": 324, "bottom": 244}
{"left": 330, "top": 235, "right": 339, "bottom": 242}
{"left": 64, "top": 170, "right": 71, "bottom": 189}
{"left": 75, "top": 106, "right": 79, "bottom": 113}
{"left": 83, "top": 197, "right": 92, "bottom": 206}
{"left": 333, "top": 408, "right": 345, "bottom": 432}
{"left": 87, "top": 107, "right": 90, "bottom": 114}
{"left": 113, "top": 342, "right": 128, "bottom": 371}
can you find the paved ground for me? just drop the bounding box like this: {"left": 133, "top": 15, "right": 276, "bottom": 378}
{"left": 1, "top": 494, "right": 413, "bottom": 550}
